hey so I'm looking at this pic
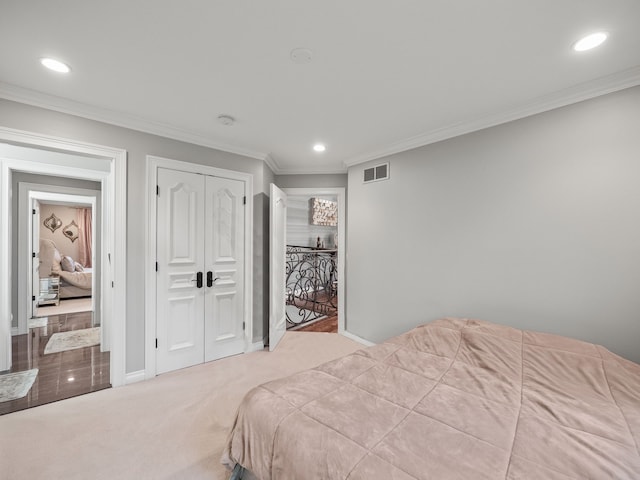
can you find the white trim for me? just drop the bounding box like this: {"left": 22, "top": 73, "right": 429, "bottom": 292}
{"left": 271, "top": 167, "right": 348, "bottom": 175}
{"left": 340, "top": 330, "right": 376, "bottom": 347}
{"left": 125, "top": 370, "right": 146, "bottom": 385}
{"left": 248, "top": 341, "right": 265, "bottom": 353}
{"left": 263, "top": 155, "right": 280, "bottom": 174}
{"left": 0, "top": 126, "right": 127, "bottom": 387}
{"left": 282, "top": 188, "right": 346, "bottom": 336}
{"left": 145, "top": 155, "right": 254, "bottom": 380}
{"left": 0, "top": 157, "right": 10, "bottom": 370}
{"left": 0, "top": 82, "right": 267, "bottom": 162}
{"left": 17, "top": 184, "right": 99, "bottom": 335}
{"left": 10, "top": 327, "right": 18, "bottom": 336}
{"left": 343, "top": 65, "right": 640, "bottom": 168}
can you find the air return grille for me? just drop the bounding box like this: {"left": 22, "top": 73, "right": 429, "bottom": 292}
{"left": 363, "top": 163, "right": 389, "bottom": 183}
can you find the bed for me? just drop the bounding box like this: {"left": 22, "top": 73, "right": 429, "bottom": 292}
{"left": 39, "top": 239, "right": 92, "bottom": 299}
{"left": 222, "top": 317, "right": 640, "bottom": 479}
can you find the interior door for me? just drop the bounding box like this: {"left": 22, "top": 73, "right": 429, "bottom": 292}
{"left": 204, "top": 175, "right": 245, "bottom": 361}
{"left": 31, "top": 199, "right": 40, "bottom": 317}
{"left": 156, "top": 168, "right": 206, "bottom": 374}
{"left": 269, "top": 184, "right": 287, "bottom": 351}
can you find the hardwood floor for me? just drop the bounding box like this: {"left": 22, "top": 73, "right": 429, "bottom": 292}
{"left": 0, "top": 310, "right": 110, "bottom": 416}
{"left": 288, "top": 289, "right": 338, "bottom": 333}
{"left": 295, "top": 315, "right": 338, "bottom": 333}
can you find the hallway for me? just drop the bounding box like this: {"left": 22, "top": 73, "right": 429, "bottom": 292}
{"left": 0, "top": 309, "right": 110, "bottom": 415}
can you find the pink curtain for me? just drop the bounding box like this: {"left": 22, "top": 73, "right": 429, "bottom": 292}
{"left": 77, "top": 207, "right": 93, "bottom": 268}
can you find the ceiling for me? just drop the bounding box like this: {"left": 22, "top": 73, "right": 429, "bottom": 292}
{"left": 1, "top": 1, "right": 639, "bottom": 174}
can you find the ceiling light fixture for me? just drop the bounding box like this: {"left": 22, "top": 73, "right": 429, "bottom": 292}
{"left": 40, "top": 57, "right": 71, "bottom": 73}
{"left": 573, "top": 32, "right": 608, "bottom": 52}
{"left": 313, "top": 143, "right": 326, "bottom": 152}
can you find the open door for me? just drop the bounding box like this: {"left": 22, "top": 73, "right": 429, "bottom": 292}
{"left": 31, "top": 199, "right": 40, "bottom": 318}
{"left": 269, "top": 184, "right": 287, "bottom": 351}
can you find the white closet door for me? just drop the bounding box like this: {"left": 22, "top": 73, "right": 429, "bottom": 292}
{"left": 156, "top": 168, "right": 206, "bottom": 374}
{"left": 269, "top": 184, "right": 287, "bottom": 351}
{"left": 204, "top": 175, "right": 246, "bottom": 361}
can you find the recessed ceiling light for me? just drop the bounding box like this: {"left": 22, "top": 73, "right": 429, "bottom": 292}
{"left": 40, "top": 57, "right": 71, "bottom": 73}
{"left": 573, "top": 32, "right": 608, "bottom": 52}
{"left": 313, "top": 143, "right": 326, "bottom": 152}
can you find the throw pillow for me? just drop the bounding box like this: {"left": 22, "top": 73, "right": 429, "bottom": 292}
{"left": 60, "top": 256, "right": 75, "bottom": 272}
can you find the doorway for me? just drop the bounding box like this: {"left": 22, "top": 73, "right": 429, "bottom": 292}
{"left": 32, "top": 198, "right": 95, "bottom": 320}
{"left": 1, "top": 159, "right": 114, "bottom": 415}
{"left": 17, "top": 183, "right": 100, "bottom": 332}
{"left": 145, "top": 156, "right": 253, "bottom": 378}
{"left": 0, "top": 127, "right": 127, "bottom": 393}
{"left": 269, "top": 186, "right": 346, "bottom": 350}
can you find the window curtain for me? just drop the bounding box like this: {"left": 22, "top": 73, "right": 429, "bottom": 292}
{"left": 77, "top": 207, "right": 93, "bottom": 268}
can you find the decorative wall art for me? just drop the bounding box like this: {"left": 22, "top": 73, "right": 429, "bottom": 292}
{"left": 310, "top": 198, "right": 338, "bottom": 226}
{"left": 43, "top": 213, "right": 63, "bottom": 233}
{"left": 62, "top": 220, "right": 79, "bottom": 243}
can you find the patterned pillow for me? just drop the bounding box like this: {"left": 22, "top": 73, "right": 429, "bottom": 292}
{"left": 60, "top": 256, "right": 75, "bottom": 272}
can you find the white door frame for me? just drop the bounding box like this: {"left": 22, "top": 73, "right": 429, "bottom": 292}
{"left": 0, "top": 126, "right": 127, "bottom": 387}
{"left": 145, "top": 155, "right": 253, "bottom": 379}
{"left": 281, "top": 188, "right": 346, "bottom": 334}
{"left": 17, "top": 184, "right": 99, "bottom": 334}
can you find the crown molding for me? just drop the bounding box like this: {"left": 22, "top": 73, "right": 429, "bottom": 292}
{"left": 265, "top": 153, "right": 347, "bottom": 175}
{"left": 272, "top": 165, "right": 348, "bottom": 175}
{"left": 343, "top": 65, "right": 640, "bottom": 168}
{"left": 3, "top": 65, "right": 639, "bottom": 176}
{"left": 0, "top": 82, "right": 268, "bottom": 162}
{"left": 263, "top": 154, "right": 281, "bottom": 174}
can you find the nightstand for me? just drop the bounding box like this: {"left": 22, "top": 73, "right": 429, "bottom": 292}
{"left": 39, "top": 276, "right": 60, "bottom": 306}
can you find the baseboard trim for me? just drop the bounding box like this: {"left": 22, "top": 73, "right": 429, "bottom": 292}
{"left": 125, "top": 370, "right": 146, "bottom": 385}
{"left": 340, "top": 330, "right": 376, "bottom": 347}
{"left": 11, "top": 327, "right": 18, "bottom": 336}
{"left": 247, "top": 341, "right": 264, "bottom": 353}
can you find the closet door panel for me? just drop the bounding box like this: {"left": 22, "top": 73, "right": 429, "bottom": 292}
{"left": 156, "top": 168, "right": 206, "bottom": 374}
{"left": 204, "top": 175, "right": 245, "bottom": 361}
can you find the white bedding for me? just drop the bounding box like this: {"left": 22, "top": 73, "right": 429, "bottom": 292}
{"left": 58, "top": 268, "right": 93, "bottom": 289}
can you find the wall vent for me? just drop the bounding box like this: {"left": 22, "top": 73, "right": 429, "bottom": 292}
{"left": 363, "top": 163, "right": 389, "bottom": 183}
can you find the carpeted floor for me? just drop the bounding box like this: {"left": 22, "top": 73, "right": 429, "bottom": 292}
{"left": 0, "top": 331, "right": 364, "bottom": 480}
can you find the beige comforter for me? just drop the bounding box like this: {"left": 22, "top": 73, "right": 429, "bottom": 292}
{"left": 58, "top": 270, "right": 92, "bottom": 289}
{"left": 223, "top": 318, "right": 640, "bottom": 479}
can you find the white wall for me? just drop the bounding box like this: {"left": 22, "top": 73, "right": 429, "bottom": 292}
{"left": 275, "top": 174, "right": 347, "bottom": 189}
{"left": 287, "top": 195, "right": 338, "bottom": 248}
{"left": 347, "top": 85, "right": 640, "bottom": 364}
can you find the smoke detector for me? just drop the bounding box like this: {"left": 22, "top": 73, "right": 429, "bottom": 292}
{"left": 290, "top": 48, "right": 313, "bottom": 64}
{"left": 217, "top": 115, "right": 235, "bottom": 126}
